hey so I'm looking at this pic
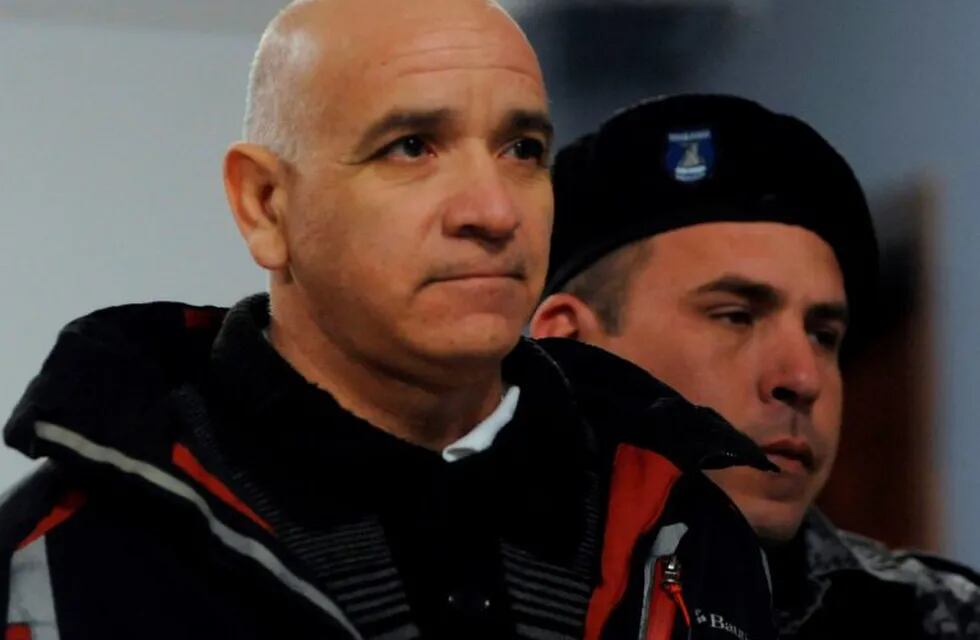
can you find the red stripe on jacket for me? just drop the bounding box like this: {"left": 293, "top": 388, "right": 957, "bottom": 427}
{"left": 172, "top": 444, "right": 274, "bottom": 534}
{"left": 585, "top": 444, "right": 682, "bottom": 640}
{"left": 5, "top": 623, "right": 32, "bottom": 640}
{"left": 17, "top": 490, "right": 87, "bottom": 550}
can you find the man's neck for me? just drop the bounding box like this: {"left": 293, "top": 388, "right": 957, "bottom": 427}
{"left": 266, "top": 298, "right": 507, "bottom": 452}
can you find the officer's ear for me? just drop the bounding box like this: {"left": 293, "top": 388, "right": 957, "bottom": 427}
{"left": 223, "top": 142, "right": 290, "bottom": 272}
{"left": 530, "top": 293, "right": 608, "bottom": 343}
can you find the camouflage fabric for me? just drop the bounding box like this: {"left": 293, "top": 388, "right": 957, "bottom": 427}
{"left": 777, "top": 509, "right": 980, "bottom": 638}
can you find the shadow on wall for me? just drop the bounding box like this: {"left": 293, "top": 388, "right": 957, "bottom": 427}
{"left": 514, "top": 1, "right": 743, "bottom": 142}
{"left": 820, "top": 180, "right": 940, "bottom": 551}
{"left": 520, "top": 3, "right": 737, "bottom": 87}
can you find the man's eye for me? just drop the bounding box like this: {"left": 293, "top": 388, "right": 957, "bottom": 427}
{"left": 380, "top": 135, "right": 431, "bottom": 160}
{"left": 506, "top": 138, "right": 548, "bottom": 163}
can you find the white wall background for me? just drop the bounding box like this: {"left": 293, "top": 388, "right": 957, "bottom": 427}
{"left": 0, "top": 19, "right": 265, "bottom": 487}
{"left": 3, "top": 1, "right": 980, "bottom": 567}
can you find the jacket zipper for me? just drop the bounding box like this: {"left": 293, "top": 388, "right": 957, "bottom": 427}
{"left": 645, "top": 554, "right": 691, "bottom": 640}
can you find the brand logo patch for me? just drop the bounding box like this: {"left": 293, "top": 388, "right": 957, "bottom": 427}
{"left": 666, "top": 129, "right": 714, "bottom": 183}
{"left": 693, "top": 609, "right": 752, "bottom": 640}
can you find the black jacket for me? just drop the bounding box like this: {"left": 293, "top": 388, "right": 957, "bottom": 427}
{"left": 0, "top": 295, "right": 777, "bottom": 640}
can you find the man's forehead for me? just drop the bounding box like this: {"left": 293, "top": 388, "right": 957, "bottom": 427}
{"left": 343, "top": 21, "right": 543, "bottom": 100}
{"left": 651, "top": 222, "right": 840, "bottom": 266}
{"left": 310, "top": 7, "right": 541, "bottom": 108}
{"left": 298, "top": 0, "right": 538, "bottom": 74}
{"left": 338, "top": 48, "right": 543, "bottom": 141}
{"left": 644, "top": 222, "right": 846, "bottom": 298}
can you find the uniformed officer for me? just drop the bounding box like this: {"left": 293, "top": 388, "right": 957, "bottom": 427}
{"left": 532, "top": 94, "right": 980, "bottom": 639}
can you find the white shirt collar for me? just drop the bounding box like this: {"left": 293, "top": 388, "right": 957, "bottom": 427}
{"left": 441, "top": 386, "right": 521, "bottom": 463}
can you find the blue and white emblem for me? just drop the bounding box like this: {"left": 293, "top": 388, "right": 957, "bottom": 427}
{"left": 666, "top": 129, "right": 714, "bottom": 183}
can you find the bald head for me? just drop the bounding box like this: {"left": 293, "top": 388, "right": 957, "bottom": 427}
{"left": 242, "top": 0, "right": 537, "bottom": 162}
{"left": 225, "top": 0, "right": 554, "bottom": 441}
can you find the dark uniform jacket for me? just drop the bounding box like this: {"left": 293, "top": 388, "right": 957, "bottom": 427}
{"left": 774, "top": 510, "right": 980, "bottom": 639}
{"left": 0, "top": 295, "right": 777, "bottom": 640}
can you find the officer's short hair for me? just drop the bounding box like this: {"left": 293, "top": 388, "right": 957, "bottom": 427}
{"left": 560, "top": 239, "right": 651, "bottom": 334}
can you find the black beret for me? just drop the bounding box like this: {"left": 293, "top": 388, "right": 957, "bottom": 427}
{"left": 546, "top": 94, "right": 879, "bottom": 328}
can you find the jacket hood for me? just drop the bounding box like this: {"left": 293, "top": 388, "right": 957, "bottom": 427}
{"left": 5, "top": 301, "right": 228, "bottom": 466}
{"left": 534, "top": 338, "right": 776, "bottom": 473}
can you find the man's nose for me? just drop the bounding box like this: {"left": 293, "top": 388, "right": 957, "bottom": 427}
{"left": 442, "top": 153, "right": 520, "bottom": 246}
{"left": 758, "top": 326, "right": 822, "bottom": 413}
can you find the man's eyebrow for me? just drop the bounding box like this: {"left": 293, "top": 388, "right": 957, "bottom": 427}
{"left": 692, "top": 275, "right": 783, "bottom": 307}
{"left": 487, "top": 109, "right": 554, "bottom": 153}
{"left": 695, "top": 275, "right": 849, "bottom": 325}
{"left": 806, "top": 302, "right": 850, "bottom": 327}
{"left": 352, "top": 108, "right": 455, "bottom": 157}
{"left": 505, "top": 109, "right": 554, "bottom": 142}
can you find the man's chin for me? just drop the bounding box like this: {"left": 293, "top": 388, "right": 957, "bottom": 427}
{"left": 411, "top": 316, "right": 525, "bottom": 364}
{"left": 737, "top": 495, "right": 808, "bottom": 542}
{"left": 753, "top": 519, "right": 803, "bottom": 543}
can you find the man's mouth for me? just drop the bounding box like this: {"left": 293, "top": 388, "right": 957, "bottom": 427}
{"left": 425, "top": 262, "right": 526, "bottom": 286}
{"left": 435, "top": 271, "right": 523, "bottom": 282}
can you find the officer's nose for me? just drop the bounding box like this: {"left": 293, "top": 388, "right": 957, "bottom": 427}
{"left": 442, "top": 153, "right": 520, "bottom": 246}
{"left": 758, "top": 326, "right": 822, "bottom": 413}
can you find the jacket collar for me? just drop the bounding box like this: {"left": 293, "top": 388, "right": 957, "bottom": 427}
{"left": 204, "top": 295, "right": 597, "bottom": 557}
{"left": 776, "top": 509, "right": 926, "bottom": 635}
{"left": 533, "top": 337, "right": 776, "bottom": 473}
{"left": 5, "top": 300, "right": 225, "bottom": 466}
{"left": 802, "top": 509, "right": 864, "bottom": 577}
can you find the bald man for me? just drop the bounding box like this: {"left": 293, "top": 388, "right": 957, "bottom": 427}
{"left": 0, "top": 2, "right": 778, "bottom": 639}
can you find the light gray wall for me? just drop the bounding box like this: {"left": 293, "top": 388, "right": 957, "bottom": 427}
{"left": 0, "top": 20, "right": 264, "bottom": 488}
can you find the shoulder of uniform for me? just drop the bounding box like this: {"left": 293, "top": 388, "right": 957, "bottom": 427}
{"left": 835, "top": 528, "right": 896, "bottom": 566}
{"left": 894, "top": 549, "right": 980, "bottom": 592}
{"left": 839, "top": 529, "right": 980, "bottom": 605}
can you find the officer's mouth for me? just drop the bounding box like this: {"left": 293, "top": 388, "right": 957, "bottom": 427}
{"left": 760, "top": 438, "right": 815, "bottom": 475}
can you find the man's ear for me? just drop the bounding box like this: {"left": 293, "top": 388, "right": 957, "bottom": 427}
{"left": 223, "top": 143, "right": 290, "bottom": 271}
{"left": 530, "top": 293, "right": 607, "bottom": 343}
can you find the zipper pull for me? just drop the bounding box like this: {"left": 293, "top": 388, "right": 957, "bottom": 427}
{"left": 661, "top": 555, "right": 692, "bottom": 629}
